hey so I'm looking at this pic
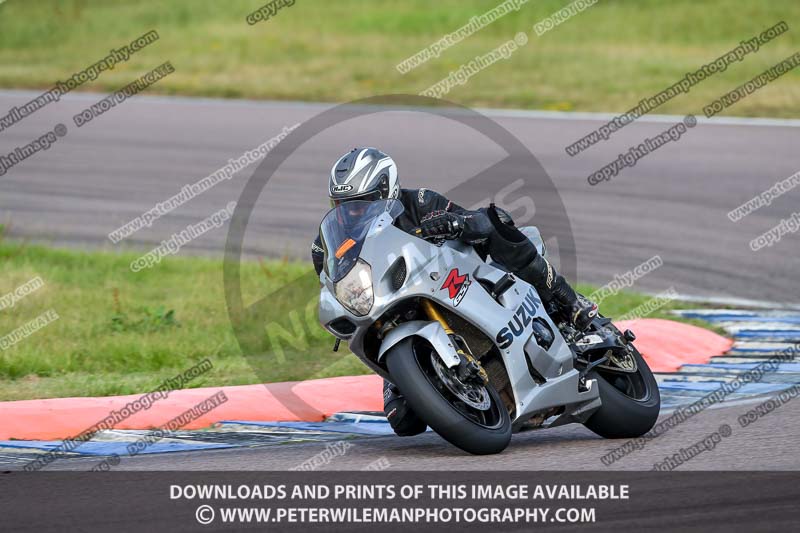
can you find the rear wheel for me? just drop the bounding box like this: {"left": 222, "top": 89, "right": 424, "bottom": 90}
{"left": 385, "top": 338, "right": 511, "bottom": 455}
{"left": 582, "top": 326, "right": 660, "bottom": 438}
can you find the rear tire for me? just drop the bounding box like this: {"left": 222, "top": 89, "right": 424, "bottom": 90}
{"left": 583, "top": 344, "right": 660, "bottom": 439}
{"left": 385, "top": 338, "right": 511, "bottom": 455}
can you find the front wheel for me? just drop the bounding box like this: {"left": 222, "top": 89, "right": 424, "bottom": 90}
{"left": 385, "top": 338, "right": 511, "bottom": 455}
{"left": 582, "top": 335, "right": 661, "bottom": 439}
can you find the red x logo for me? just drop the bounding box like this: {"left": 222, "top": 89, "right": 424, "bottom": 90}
{"left": 441, "top": 268, "right": 468, "bottom": 299}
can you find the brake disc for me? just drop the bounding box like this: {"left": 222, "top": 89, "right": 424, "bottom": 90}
{"left": 430, "top": 352, "right": 491, "bottom": 410}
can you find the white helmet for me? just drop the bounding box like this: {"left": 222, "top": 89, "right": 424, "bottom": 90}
{"left": 329, "top": 147, "right": 399, "bottom": 206}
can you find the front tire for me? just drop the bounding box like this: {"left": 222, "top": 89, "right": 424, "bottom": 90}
{"left": 385, "top": 338, "right": 511, "bottom": 455}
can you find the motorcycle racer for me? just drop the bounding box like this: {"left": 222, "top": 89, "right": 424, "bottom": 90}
{"left": 312, "top": 147, "right": 598, "bottom": 436}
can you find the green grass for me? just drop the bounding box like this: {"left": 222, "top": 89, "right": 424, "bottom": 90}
{"left": 0, "top": 0, "right": 797, "bottom": 116}
{"left": 0, "top": 234, "right": 720, "bottom": 401}
{"left": 0, "top": 236, "right": 369, "bottom": 401}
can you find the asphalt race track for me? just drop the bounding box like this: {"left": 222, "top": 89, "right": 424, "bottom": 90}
{"left": 34, "top": 399, "right": 800, "bottom": 471}
{"left": 1, "top": 90, "right": 799, "bottom": 471}
{"left": 1, "top": 90, "right": 799, "bottom": 302}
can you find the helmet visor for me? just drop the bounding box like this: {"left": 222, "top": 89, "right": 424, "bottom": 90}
{"left": 330, "top": 189, "right": 384, "bottom": 208}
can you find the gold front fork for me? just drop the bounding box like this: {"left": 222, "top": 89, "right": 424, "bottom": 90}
{"left": 420, "top": 299, "right": 488, "bottom": 384}
{"left": 420, "top": 299, "right": 454, "bottom": 334}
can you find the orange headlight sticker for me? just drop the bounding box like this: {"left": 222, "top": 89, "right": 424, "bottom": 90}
{"left": 335, "top": 238, "right": 356, "bottom": 259}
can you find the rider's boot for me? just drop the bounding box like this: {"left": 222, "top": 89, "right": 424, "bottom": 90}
{"left": 383, "top": 380, "right": 427, "bottom": 437}
{"left": 484, "top": 206, "right": 598, "bottom": 331}
{"left": 516, "top": 255, "right": 598, "bottom": 331}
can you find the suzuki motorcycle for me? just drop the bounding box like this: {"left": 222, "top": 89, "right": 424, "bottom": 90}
{"left": 317, "top": 199, "right": 660, "bottom": 455}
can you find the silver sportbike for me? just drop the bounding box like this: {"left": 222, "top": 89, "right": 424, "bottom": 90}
{"left": 318, "top": 199, "right": 660, "bottom": 455}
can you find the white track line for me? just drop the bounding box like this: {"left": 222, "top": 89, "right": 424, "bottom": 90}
{"left": 473, "top": 108, "right": 800, "bottom": 127}
{"left": 666, "top": 293, "right": 800, "bottom": 311}
{"left": 2, "top": 89, "right": 799, "bottom": 128}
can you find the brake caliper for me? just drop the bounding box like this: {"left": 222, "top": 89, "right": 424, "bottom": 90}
{"left": 456, "top": 349, "right": 489, "bottom": 385}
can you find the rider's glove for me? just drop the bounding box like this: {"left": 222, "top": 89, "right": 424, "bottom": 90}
{"left": 419, "top": 210, "right": 463, "bottom": 242}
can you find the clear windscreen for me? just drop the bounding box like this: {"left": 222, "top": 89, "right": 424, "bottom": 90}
{"left": 319, "top": 199, "right": 404, "bottom": 282}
